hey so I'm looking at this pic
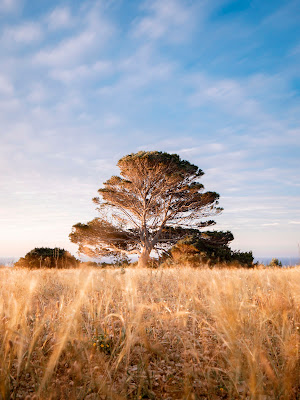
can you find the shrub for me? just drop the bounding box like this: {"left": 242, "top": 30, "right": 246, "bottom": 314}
{"left": 163, "top": 232, "right": 254, "bottom": 268}
{"left": 14, "top": 247, "right": 79, "bottom": 269}
{"left": 268, "top": 258, "right": 282, "bottom": 267}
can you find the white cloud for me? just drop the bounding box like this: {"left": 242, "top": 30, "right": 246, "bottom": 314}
{"left": 34, "top": 31, "right": 96, "bottom": 67}
{"left": 186, "top": 71, "right": 300, "bottom": 158}
{"left": 27, "top": 83, "right": 48, "bottom": 104}
{"left": 0, "top": 74, "right": 13, "bottom": 95}
{"left": 91, "top": 157, "right": 118, "bottom": 171}
{"left": 2, "top": 22, "right": 42, "bottom": 43}
{"left": 0, "top": 0, "right": 20, "bottom": 13}
{"left": 262, "top": 223, "right": 280, "bottom": 226}
{"left": 97, "top": 45, "right": 175, "bottom": 96}
{"left": 290, "top": 43, "right": 300, "bottom": 56}
{"left": 103, "top": 113, "right": 122, "bottom": 128}
{"left": 189, "top": 75, "right": 267, "bottom": 122}
{"left": 0, "top": 98, "right": 19, "bottom": 114}
{"left": 289, "top": 221, "right": 300, "bottom": 224}
{"left": 34, "top": 7, "right": 113, "bottom": 68}
{"left": 47, "top": 6, "right": 73, "bottom": 30}
{"left": 50, "top": 60, "right": 112, "bottom": 84}
{"left": 133, "top": 0, "right": 194, "bottom": 42}
{"left": 261, "top": 1, "right": 300, "bottom": 30}
{"left": 180, "top": 143, "right": 226, "bottom": 155}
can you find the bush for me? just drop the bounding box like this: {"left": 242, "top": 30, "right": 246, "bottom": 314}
{"left": 14, "top": 247, "right": 79, "bottom": 269}
{"left": 268, "top": 258, "right": 282, "bottom": 267}
{"left": 163, "top": 232, "right": 254, "bottom": 268}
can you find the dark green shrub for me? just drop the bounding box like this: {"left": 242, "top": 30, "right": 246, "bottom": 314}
{"left": 163, "top": 231, "right": 254, "bottom": 268}
{"left": 14, "top": 247, "right": 79, "bottom": 269}
{"left": 268, "top": 258, "right": 282, "bottom": 267}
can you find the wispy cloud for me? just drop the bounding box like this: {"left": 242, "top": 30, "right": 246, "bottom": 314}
{"left": 97, "top": 45, "right": 175, "bottom": 97}
{"left": 26, "top": 82, "right": 48, "bottom": 104}
{"left": 180, "top": 143, "right": 226, "bottom": 155}
{"left": 188, "top": 73, "right": 270, "bottom": 123}
{"left": 0, "top": 74, "right": 14, "bottom": 95}
{"left": 2, "top": 22, "right": 42, "bottom": 44}
{"left": 34, "top": 5, "right": 113, "bottom": 68}
{"left": 0, "top": 0, "right": 21, "bottom": 13}
{"left": 262, "top": 223, "right": 280, "bottom": 226}
{"left": 50, "top": 61, "right": 112, "bottom": 84}
{"left": 34, "top": 31, "right": 98, "bottom": 67}
{"left": 46, "top": 6, "right": 73, "bottom": 31}
{"left": 261, "top": 0, "right": 300, "bottom": 30}
{"left": 132, "top": 0, "right": 195, "bottom": 42}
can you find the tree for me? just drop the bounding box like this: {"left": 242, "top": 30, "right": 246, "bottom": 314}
{"left": 14, "top": 247, "right": 79, "bottom": 269}
{"left": 69, "top": 151, "right": 222, "bottom": 267}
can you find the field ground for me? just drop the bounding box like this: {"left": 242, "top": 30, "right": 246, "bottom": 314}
{"left": 0, "top": 267, "right": 299, "bottom": 399}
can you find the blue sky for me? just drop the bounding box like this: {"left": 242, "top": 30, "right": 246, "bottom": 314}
{"left": 0, "top": 0, "right": 299, "bottom": 259}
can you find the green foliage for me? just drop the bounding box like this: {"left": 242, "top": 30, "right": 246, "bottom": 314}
{"left": 14, "top": 247, "right": 79, "bottom": 269}
{"left": 117, "top": 151, "right": 204, "bottom": 178}
{"left": 229, "top": 250, "right": 254, "bottom": 267}
{"left": 92, "top": 331, "right": 113, "bottom": 355}
{"left": 113, "top": 253, "right": 130, "bottom": 267}
{"left": 268, "top": 258, "right": 282, "bottom": 267}
{"left": 164, "top": 231, "right": 254, "bottom": 268}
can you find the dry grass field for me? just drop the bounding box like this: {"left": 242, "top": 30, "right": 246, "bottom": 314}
{"left": 0, "top": 267, "right": 299, "bottom": 399}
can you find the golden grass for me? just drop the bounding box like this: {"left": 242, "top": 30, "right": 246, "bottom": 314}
{"left": 0, "top": 267, "right": 299, "bottom": 399}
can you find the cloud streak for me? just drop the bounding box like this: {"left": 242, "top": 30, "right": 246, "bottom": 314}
{"left": 133, "top": 0, "right": 195, "bottom": 42}
{"left": 2, "top": 22, "right": 42, "bottom": 44}
{"left": 0, "top": 0, "right": 21, "bottom": 13}
{"left": 46, "top": 6, "right": 73, "bottom": 31}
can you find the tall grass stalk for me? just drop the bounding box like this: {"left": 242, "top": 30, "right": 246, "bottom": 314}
{"left": 0, "top": 267, "right": 299, "bottom": 399}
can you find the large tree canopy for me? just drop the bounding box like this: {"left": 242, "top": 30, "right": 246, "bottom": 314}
{"left": 70, "top": 151, "right": 222, "bottom": 267}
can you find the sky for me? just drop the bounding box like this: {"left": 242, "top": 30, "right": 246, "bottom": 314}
{"left": 0, "top": 0, "right": 299, "bottom": 260}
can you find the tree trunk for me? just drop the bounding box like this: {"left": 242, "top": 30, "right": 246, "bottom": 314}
{"left": 138, "top": 248, "right": 151, "bottom": 268}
